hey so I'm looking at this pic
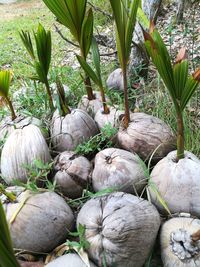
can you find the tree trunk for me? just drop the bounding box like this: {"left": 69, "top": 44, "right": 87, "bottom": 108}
{"left": 176, "top": 0, "right": 186, "bottom": 23}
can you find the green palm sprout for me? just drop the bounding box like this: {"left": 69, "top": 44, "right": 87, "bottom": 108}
{"left": 0, "top": 200, "right": 20, "bottom": 267}
{"left": 109, "top": 0, "right": 140, "bottom": 128}
{"left": 0, "top": 70, "right": 16, "bottom": 121}
{"left": 20, "top": 24, "right": 53, "bottom": 110}
{"left": 143, "top": 23, "right": 200, "bottom": 160}
{"left": 76, "top": 37, "right": 109, "bottom": 114}
{"left": 42, "top": 0, "right": 95, "bottom": 100}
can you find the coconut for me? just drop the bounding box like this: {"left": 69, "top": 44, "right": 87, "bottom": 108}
{"left": 160, "top": 216, "right": 200, "bottom": 267}
{"left": 117, "top": 112, "right": 176, "bottom": 162}
{"left": 2, "top": 188, "right": 74, "bottom": 253}
{"left": 46, "top": 254, "right": 97, "bottom": 267}
{"left": 50, "top": 109, "right": 99, "bottom": 153}
{"left": 94, "top": 107, "right": 124, "bottom": 130}
{"left": 19, "top": 261, "right": 44, "bottom": 267}
{"left": 148, "top": 150, "right": 200, "bottom": 216}
{"left": 78, "top": 91, "right": 107, "bottom": 118}
{"left": 1, "top": 124, "right": 51, "bottom": 184}
{"left": 53, "top": 151, "right": 92, "bottom": 198}
{"left": 106, "top": 68, "right": 124, "bottom": 91}
{"left": 77, "top": 192, "right": 160, "bottom": 267}
{"left": 92, "top": 148, "right": 146, "bottom": 194}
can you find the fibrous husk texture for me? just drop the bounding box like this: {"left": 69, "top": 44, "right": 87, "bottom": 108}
{"left": 46, "top": 253, "right": 97, "bottom": 267}
{"left": 77, "top": 192, "right": 161, "bottom": 267}
{"left": 51, "top": 109, "right": 99, "bottom": 153}
{"left": 106, "top": 68, "right": 124, "bottom": 91}
{"left": 78, "top": 91, "right": 107, "bottom": 118}
{"left": 1, "top": 124, "right": 51, "bottom": 184}
{"left": 117, "top": 112, "right": 176, "bottom": 161}
{"left": 92, "top": 148, "right": 146, "bottom": 194}
{"left": 160, "top": 216, "right": 200, "bottom": 267}
{"left": 0, "top": 115, "right": 47, "bottom": 141}
{"left": 94, "top": 107, "right": 124, "bottom": 130}
{"left": 53, "top": 151, "right": 92, "bottom": 198}
{"left": 2, "top": 189, "right": 74, "bottom": 253}
{"left": 149, "top": 150, "right": 200, "bottom": 216}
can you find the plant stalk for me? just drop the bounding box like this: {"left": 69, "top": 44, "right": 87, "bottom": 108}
{"left": 84, "top": 76, "right": 95, "bottom": 100}
{"left": 176, "top": 109, "right": 184, "bottom": 160}
{"left": 100, "top": 87, "right": 109, "bottom": 114}
{"left": 5, "top": 97, "right": 17, "bottom": 121}
{"left": 45, "top": 80, "right": 54, "bottom": 111}
{"left": 122, "top": 66, "right": 130, "bottom": 128}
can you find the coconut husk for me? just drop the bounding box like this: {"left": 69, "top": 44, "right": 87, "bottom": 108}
{"left": 77, "top": 192, "right": 160, "bottom": 267}
{"left": 53, "top": 151, "right": 92, "bottom": 198}
{"left": 92, "top": 148, "right": 146, "bottom": 194}
{"left": 117, "top": 112, "right": 176, "bottom": 162}
{"left": 1, "top": 125, "right": 51, "bottom": 184}
{"left": 50, "top": 109, "right": 99, "bottom": 153}
{"left": 160, "top": 216, "right": 200, "bottom": 267}
{"left": 106, "top": 68, "right": 124, "bottom": 91}
{"left": 149, "top": 150, "right": 200, "bottom": 216}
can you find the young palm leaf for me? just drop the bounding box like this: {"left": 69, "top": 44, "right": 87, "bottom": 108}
{"left": 19, "top": 24, "right": 53, "bottom": 110}
{"left": 0, "top": 70, "right": 16, "bottom": 121}
{"left": 55, "top": 77, "right": 71, "bottom": 117}
{"left": 0, "top": 200, "right": 20, "bottom": 267}
{"left": 76, "top": 38, "right": 109, "bottom": 114}
{"left": 143, "top": 23, "right": 200, "bottom": 160}
{"left": 42, "top": 0, "right": 95, "bottom": 100}
{"left": 109, "top": 0, "right": 140, "bottom": 128}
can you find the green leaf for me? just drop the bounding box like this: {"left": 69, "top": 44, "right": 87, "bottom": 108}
{"left": 181, "top": 76, "right": 199, "bottom": 110}
{"left": 173, "top": 60, "right": 188, "bottom": 101}
{"left": 19, "top": 30, "right": 35, "bottom": 60}
{"left": 91, "top": 37, "right": 102, "bottom": 85}
{"left": 137, "top": 7, "right": 150, "bottom": 29}
{"left": 80, "top": 8, "right": 94, "bottom": 59}
{"left": 0, "top": 70, "right": 11, "bottom": 98}
{"left": 76, "top": 55, "right": 101, "bottom": 87}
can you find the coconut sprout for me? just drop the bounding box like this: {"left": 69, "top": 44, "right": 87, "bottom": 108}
{"left": 143, "top": 22, "right": 200, "bottom": 160}
{"left": 20, "top": 24, "right": 54, "bottom": 110}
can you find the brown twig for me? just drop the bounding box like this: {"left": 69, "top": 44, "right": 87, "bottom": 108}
{"left": 88, "top": 1, "right": 112, "bottom": 19}
{"left": 53, "top": 24, "right": 79, "bottom": 48}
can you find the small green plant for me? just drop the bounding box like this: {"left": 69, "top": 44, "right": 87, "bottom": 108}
{"left": 55, "top": 77, "right": 71, "bottom": 117}
{"left": 0, "top": 201, "right": 20, "bottom": 267}
{"left": 66, "top": 224, "right": 90, "bottom": 252}
{"left": 0, "top": 70, "right": 16, "bottom": 121}
{"left": 42, "top": 0, "right": 95, "bottom": 100}
{"left": 75, "top": 123, "right": 117, "bottom": 157}
{"left": 77, "top": 37, "right": 110, "bottom": 114}
{"left": 19, "top": 24, "right": 54, "bottom": 110}
{"left": 109, "top": 0, "right": 140, "bottom": 128}
{"left": 143, "top": 22, "right": 200, "bottom": 160}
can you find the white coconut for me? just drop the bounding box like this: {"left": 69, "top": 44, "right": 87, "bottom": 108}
{"left": 94, "top": 107, "right": 124, "bottom": 130}
{"left": 160, "top": 216, "right": 200, "bottom": 267}
{"left": 53, "top": 151, "right": 92, "bottom": 198}
{"left": 2, "top": 189, "right": 74, "bottom": 253}
{"left": 106, "top": 68, "right": 124, "bottom": 91}
{"left": 46, "top": 254, "right": 97, "bottom": 267}
{"left": 50, "top": 109, "right": 99, "bottom": 153}
{"left": 77, "top": 192, "right": 160, "bottom": 267}
{"left": 149, "top": 150, "right": 200, "bottom": 216}
{"left": 78, "top": 91, "right": 108, "bottom": 118}
{"left": 92, "top": 148, "right": 146, "bottom": 194}
{"left": 117, "top": 112, "right": 176, "bottom": 161}
{"left": 1, "top": 125, "right": 51, "bottom": 184}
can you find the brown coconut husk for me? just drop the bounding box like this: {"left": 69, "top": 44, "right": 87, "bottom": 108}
{"left": 117, "top": 112, "right": 176, "bottom": 162}
{"left": 149, "top": 150, "right": 200, "bottom": 216}
{"left": 77, "top": 192, "right": 160, "bottom": 267}
{"left": 106, "top": 68, "right": 124, "bottom": 91}
{"left": 53, "top": 151, "right": 92, "bottom": 199}
{"left": 92, "top": 148, "right": 146, "bottom": 194}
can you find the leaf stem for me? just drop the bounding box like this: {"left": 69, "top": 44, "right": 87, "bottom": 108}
{"left": 100, "top": 87, "right": 109, "bottom": 114}
{"left": 176, "top": 109, "right": 184, "bottom": 160}
{"left": 44, "top": 80, "right": 54, "bottom": 111}
{"left": 5, "top": 97, "right": 17, "bottom": 121}
{"left": 84, "top": 76, "right": 95, "bottom": 100}
{"left": 122, "top": 66, "right": 130, "bottom": 128}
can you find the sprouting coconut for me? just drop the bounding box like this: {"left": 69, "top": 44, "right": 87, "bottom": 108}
{"left": 50, "top": 79, "right": 99, "bottom": 153}
{"left": 143, "top": 24, "right": 200, "bottom": 214}
{"left": 53, "top": 151, "right": 92, "bottom": 199}
{"left": 117, "top": 112, "right": 176, "bottom": 161}
{"left": 160, "top": 215, "right": 200, "bottom": 267}
{"left": 46, "top": 254, "right": 97, "bottom": 267}
{"left": 92, "top": 148, "right": 146, "bottom": 194}
{"left": 106, "top": 68, "right": 124, "bottom": 91}
{"left": 42, "top": 0, "right": 97, "bottom": 108}
{"left": 1, "top": 187, "right": 74, "bottom": 253}
{"left": 1, "top": 124, "right": 51, "bottom": 184}
{"left": 77, "top": 192, "right": 160, "bottom": 267}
